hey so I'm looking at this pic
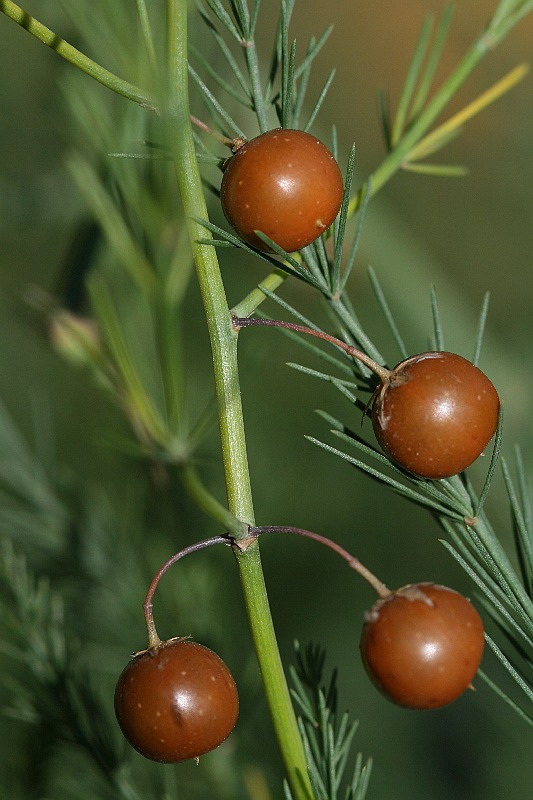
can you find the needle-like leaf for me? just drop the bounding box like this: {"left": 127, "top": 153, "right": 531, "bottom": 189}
{"left": 391, "top": 13, "right": 434, "bottom": 146}
{"left": 409, "top": 4, "right": 454, "bottom": 121}
{"left": 367, "top": 266, "right": 408, "bottom": 360}
{"left": 473, "top": 292, "right": 491, "bottom": 366}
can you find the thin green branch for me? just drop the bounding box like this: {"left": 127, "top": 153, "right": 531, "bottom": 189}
{"left": 410, "top": 4, "right": 454, "bottom": 121}
{"left": 515, "top": 445, "right": 533, "bottom": 541}
{"left": 391, "top": 13, "right": 434, "bottom": 146}
{"left": 189, "top": 63, "right": 246, "bottom": 138}
{"left": 165, "top": 4, "right": 312, "bottom": 797}
{"left": 190, "top": 42, "right": 253, "bottom": 107}
{"left": 329, "top": 143, "right": 355, "bottom": 293}
{"left": 203, "top": 0, "right": 243, "bottom": 40}
{"left": 471, "top": 516, "right": 533, "bottom": 629}
{"left": 501, "top": 457, "right": 533, "bottom": 595}
{"left": 440, "top": 538, "right": 533, "bottom": 652}
{"left": 0, "top": 0, "right": 156, "bottom": 109}
{"left": 402, "top": 162, "right": 467, "bottom": 177}
{"left": 487, "top": 0, "right": 533, "bottom": 44}
{"left": 304, "top": 68, "right": 336, "bottom": 132}
{"left": 477, "top": 669, "right": 533, "bottom": 728}
{"left": 490, "top": 0, "right": 519, "bottom": 33}
{"left": 367, "top": 267, "right": 408, "bottom": 360}
{"left": 179, "top": 464, "right": 248, "bottom": 536}
{"left": 244, "top": 34, "right": 269, "bottom": 131}
{"left": 135, "top": 0, "right": 159, "bottom": 79}
{"left": 473, "top": 409, "right": 503, "bottom": 519}
{"left": 484, "top": 634, "right": 533, "bottom": 702}
{"left": 308, "top": 434, "right": 466, "bottom": 521}
{"left": 338, "top": 180, "right": 371, "bottom": 295}
{"left": 294, "top": 24, "right": 334, "bottom": 83}
{"left": 282, "top": 37, "right": 298, "bottom": 128}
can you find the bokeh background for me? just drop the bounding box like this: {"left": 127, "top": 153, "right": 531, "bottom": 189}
{"left": 1, "top": 1, "right": 532, "bottom": 798}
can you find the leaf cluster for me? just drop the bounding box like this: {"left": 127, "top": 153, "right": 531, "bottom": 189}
{"left": 259, "top": 277, "right": 533, "bottom": 729}
{"left": 0, "top": 396, "right": 241, "bottom": 799}
{"left": 0, "top": 538, "right": 142, "bottom": 799}
{"left": 284, "top": 643, "right": 372, "bottom": 800}
{"left": 191, "top": 0, "right": 335, "bottom": 139}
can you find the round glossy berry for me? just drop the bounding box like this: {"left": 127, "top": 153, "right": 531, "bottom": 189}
{"left": 114, "top": 639, "right": 239, "bottom": 762}
{"left": 360, "top": 583, "right": 485, "bottom": 710}
{"left": 220, "top": 128, "right": 344, "bottom": 252}
{"left": 371, "top": 351, "right": 500, "bottom": 479}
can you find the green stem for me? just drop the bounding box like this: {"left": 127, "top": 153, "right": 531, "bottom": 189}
{"left": 180, "top": 465, "right": 247, "bottom": 537}
{"left": 0, "top": 0, "right": 156, "bottom": 109}
{"left": 135, "top": 0, "right": 159, "bottom": 80}
{"left": 234, "top": 542, "right": 314, "bottom": 799}
{"left": 165, "top": 3, "right": 312, "bottom": 797}
{"left": 166, "top": 3, "right": 252, "bottom": 523}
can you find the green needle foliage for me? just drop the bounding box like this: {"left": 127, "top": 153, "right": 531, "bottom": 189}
{"left": 0, "top": 541, "right": 127, "bottom": 793}
{"left": 2, "top": 0, "right": 533, "bottom": 797}
{"left": 257, "top": 282, "right": 532, "bottom": 727}
{"left": 270, "top": 309, "right": 531, "bottom": 731}
{"left": 284, "top": 643, "right": 372, "bottom": 800}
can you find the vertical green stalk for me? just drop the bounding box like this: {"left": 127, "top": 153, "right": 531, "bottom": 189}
{"left": 165, "top": 2, "right": 312, "bottom": 797}
{"left": 166, "top": 0, "right": 252, "bottom": 521}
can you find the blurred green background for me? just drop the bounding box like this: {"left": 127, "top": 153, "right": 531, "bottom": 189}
{"left": 1, "top": 1, "right": 532, "bottom": 798}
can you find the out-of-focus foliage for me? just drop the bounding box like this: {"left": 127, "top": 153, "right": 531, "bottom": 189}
{"left": 1, "top": 1, "right": 533, "bottom": 798}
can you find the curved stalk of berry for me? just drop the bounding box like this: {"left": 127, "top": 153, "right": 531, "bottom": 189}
{"left": 190, "top": 115, "right": 235, "bottom": 146}
{"left": 165, "top": 4, "right": 312, "bottom": 798}
{"left": 143, "top": 535, "right": 231, "bottom": 648}
{"left": 233, "top": 315, "right": 391, "bottom": 383}
{"left": 250, "top": 526, "right": 390, "bottom": 599}
{"left": 143, "top": 527, "right": 391, "bottom": 651}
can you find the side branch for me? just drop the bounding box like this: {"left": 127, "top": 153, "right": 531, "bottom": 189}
{"left": 0, "top": 0, "right": 157, "bottom": 109}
